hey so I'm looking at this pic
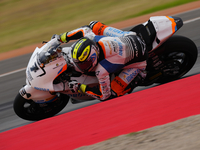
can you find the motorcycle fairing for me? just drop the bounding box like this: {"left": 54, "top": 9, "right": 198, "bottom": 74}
{"left": 146, "top": 16, "right": 183, "bottom": 51}
{"left": 19, "top": 84, "right": 55, "bottom": 101}
{"left": 22, "top": 77, "right": 99, "bottom": 101}
{"left": 26, "top": 39, "right": 67, "bottom": 92}
{"left": 23, "top": 40, "right": 99, "bottom": 101}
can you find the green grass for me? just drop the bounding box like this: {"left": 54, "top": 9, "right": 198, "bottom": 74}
{"left": 0, "top": 0, "right": 197, "bottom": 53}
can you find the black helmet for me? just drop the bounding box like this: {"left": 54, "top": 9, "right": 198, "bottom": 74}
{"left": 71, "top": 37, "right": 99, "bottom": 72}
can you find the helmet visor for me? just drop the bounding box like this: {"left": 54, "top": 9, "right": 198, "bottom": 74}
{"left": 76, "top": 58, "right": 93, "bottom": 72}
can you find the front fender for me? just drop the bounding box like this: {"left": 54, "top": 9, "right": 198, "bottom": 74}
{"left": 19, "top": 84, "right": 55, "bottom": 102}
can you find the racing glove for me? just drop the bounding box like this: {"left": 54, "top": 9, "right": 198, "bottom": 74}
{"left": 68, "top": 80, "right": 80, "bottom": 93}
{"left": 68, "top": 80, "right": 87, "bottom": 93}
{"left": 60, "top": 32, "right": 69, "bottom": 43}
{"left": 89, "top": 21, "right": 99, "bottom": 29}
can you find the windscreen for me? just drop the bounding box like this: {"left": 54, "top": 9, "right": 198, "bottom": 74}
{"left": 38, "top": 42, "right": 61, "bottom": 65}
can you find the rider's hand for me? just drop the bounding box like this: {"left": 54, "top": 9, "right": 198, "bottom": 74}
{"left": 68, "top": 80, "right": 80, "bottom": 93}
{"left": 60, "top": 32, "right": 69, "bottom": 43}
{"left": 89, "top": 21, "right": 99, "bottom": 29}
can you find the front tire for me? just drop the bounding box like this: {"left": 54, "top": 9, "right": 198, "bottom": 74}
{"left": 13, "top": 93, "right": 69, "bottom": 121}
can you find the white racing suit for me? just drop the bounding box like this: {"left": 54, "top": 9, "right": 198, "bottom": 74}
{"left": 60, "top": 21, "right": 148, "bottom": 100}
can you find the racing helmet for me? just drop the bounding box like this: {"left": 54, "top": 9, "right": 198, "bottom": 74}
{"left": 71, "top": 37, "right": 99, "bottom": 73}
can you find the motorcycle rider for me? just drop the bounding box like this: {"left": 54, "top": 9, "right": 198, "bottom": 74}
{"left": 54, "top": 21, "right": 148, "bottom": 101}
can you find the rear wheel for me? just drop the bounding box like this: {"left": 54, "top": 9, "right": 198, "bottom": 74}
{"left": 13, "top": 93, "right": 69, "bottom": 121}
{"left": 157, "top": 35, "right": 198, "bottom": 83}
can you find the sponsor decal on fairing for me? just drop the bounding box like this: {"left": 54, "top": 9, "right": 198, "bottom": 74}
{"left": 34, "top": 87, "right": 50, "bottom": 92}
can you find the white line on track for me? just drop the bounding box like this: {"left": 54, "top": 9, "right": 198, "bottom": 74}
{"left": 0, "top": 16, "right": 200, "bottom": 78}
{"left": 183, "top": 17, "right": 200, "bottom": 24}
{"left": 0, "top": 67, "right": 26, "bottom": 78}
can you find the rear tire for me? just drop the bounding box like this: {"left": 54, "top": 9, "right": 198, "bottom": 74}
{"left": 13, "top": 93, "right": 69, "bottom": 121}
{"left": 157, "top": 35, "right": 198, "bottom": 83}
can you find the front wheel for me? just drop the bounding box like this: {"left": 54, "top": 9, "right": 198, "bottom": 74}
{"left": 13, "top": 93, "right": 69, "bottom": 121}
{"left": 157, "top": 35, "right": 198, "bottom": 83}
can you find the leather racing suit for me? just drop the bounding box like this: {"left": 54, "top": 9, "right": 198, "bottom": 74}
{"left": 60, "top": 21, "right": 148, "bottom": 100}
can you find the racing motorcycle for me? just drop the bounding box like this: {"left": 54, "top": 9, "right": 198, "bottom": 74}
{"left": 13, "top": 16, "right": 198, "bottom": 121}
